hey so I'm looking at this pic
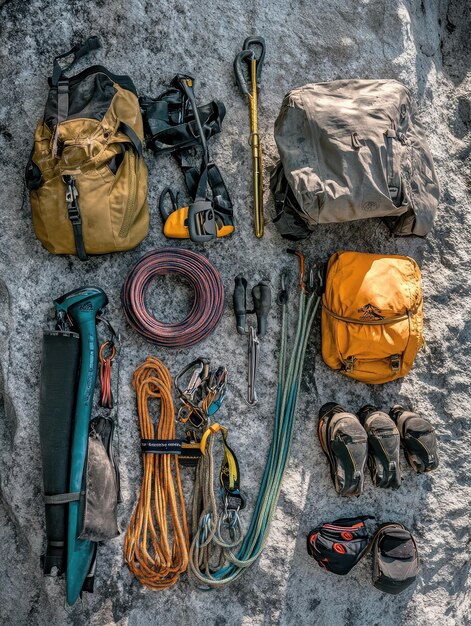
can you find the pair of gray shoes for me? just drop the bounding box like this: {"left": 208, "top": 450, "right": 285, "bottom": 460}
{"left": 318, "top": 403, "right": 439, "bottom": 497}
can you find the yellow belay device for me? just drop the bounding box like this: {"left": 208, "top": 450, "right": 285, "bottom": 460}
{"left": 234, "top": 36, "right": 266, "bottom": 238}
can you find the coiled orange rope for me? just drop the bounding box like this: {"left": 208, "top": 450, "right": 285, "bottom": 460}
{"left": 124, "top": 356, "right": 189, "bottom": 589}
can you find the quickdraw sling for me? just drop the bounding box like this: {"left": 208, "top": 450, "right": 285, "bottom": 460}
{"left": 189, "top": 423, "right": 246, "bottom": 587}
{"left": 173, "top": 358, "right": 246, "bottom": 585}
{"left": 140, "top": 74, "right": 234, "bottom": 242}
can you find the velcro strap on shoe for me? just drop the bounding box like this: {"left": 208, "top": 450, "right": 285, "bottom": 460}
{"left": 362, "top": 409, "right": 401, "bottom": 489}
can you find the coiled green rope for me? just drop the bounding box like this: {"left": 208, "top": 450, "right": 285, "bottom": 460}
{"left": 188, "top": 256, "right": 322, "bottom": 587}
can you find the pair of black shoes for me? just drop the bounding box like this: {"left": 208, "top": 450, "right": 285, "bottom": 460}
{"left": 318, "top": 403, "right": 439, "bottom": 497}
{"left": 307, "top": 517, "right": 420, "bottom": 595}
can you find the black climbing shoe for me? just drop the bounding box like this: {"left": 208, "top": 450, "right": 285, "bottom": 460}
{"left": 371, "top": 523, "right": 419, "bottom": 594}
{"left": 318, "top": 403, "right": 368, "bottom": 497}
{"left": 307, "top": 516, "right": 373, "bottom": 575}
{"left": 389, "top": 405, "right": 439, "bottom": 473}
{"left": 358, "top": 405, "right": 401, "bottom": 489}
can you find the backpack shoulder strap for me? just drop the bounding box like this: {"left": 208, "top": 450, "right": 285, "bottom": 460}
{"left": 51, "top": 37, "right": 101, "bottom": 157}
{"left": 51, "top": 36, "right": 101, "bottom": 86}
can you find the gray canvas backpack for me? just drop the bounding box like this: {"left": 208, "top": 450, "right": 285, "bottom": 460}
{"left": 271, "top": 79, "right": 440, "bottom": 238}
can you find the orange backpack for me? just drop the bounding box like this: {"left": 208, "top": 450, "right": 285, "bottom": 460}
{"left": 321, "top": 251, "right": 424, "bottom": 384}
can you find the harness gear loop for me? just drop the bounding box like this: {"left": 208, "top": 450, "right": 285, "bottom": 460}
{"left": 123, "top": 357, "right": 189, "bottom": 589}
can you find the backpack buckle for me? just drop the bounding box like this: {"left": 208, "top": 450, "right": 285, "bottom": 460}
{"left": 274, "top": 191, "right": 286, "bottom": 212}
{"left": 57, "top": 79, "right": 69, "bottom": 94}
{"left": 391, "top": 354, "right": 401, "bottom": 372}
{"left": 345, "top": 356, "right": 355, "bottom": 373}
{"left": 63, "top": 175, "right": 82, "bottom": 225}
{"left": 187, "top": 200, "right": 217, "bottom": 242}
{"left": 67, "top": 203, "right": 81, "bottom": 224}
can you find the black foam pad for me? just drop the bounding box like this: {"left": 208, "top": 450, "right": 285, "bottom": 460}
{"left": 39, "top": 331, "right": 79, "bottom": 574}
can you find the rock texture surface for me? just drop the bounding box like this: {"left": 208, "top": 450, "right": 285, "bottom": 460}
{"left": 0, "top": 0, "right": 470, "bottom": 624}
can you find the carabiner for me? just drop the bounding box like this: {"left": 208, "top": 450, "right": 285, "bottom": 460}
{"left": 216, "top": 509, "right": 243, "bottom": 548}
{"left": 99, "top": 340, "right": 116, "bottom": 363}
{"left": 234, "top": 37, "right": 266, "bottom": 95}
{"left": 96, "top": 314, "right": 120, "bottom": 345}
{"left": 208, "top": 366, "right": 228, "bottom": 391}
{"left": 247, "top": 326, "right": 260, "bottom": 406}
{"left": 175, "top": 357, "right": 210, "bottom": 400}
{"left": 223, "top": 489, "right": 246, "bottom": 513}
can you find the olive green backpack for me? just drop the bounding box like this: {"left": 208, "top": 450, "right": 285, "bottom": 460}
{"left": 26, "top": 37, "right": 149, "bottom": 261}
{"left": 271, "top": 79, "right": 439, "bottom": 239}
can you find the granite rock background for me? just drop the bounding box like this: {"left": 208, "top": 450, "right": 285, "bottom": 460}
{"left": 0, "top": 0, "right": 470, "bottom": 624}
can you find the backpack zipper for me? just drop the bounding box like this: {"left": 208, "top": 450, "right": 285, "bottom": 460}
{"left": 323, "top": 306, "right": 409, "bottom": 325}
{"left": 118, "top": 149, "right": 138, "bottom": 239}
{"left": 384, "top": 127, "right": 405, "bottom": 206}
{"left": 322, "top": 523, "right": 364, "bottom": 531}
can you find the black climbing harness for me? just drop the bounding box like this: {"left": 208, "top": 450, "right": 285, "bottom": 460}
{"left": 140, "top": 74, "right": 234, "bottom": 242}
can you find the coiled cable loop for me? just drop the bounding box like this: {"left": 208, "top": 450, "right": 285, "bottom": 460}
{"left": 122, "top": 248, "right": 224, "bottom": 348}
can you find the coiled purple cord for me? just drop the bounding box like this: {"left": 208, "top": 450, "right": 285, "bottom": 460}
{"left": 122, "top": 248, "right": 224, "bottom": 348}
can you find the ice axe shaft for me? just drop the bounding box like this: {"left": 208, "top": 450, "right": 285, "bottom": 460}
{"left": 234, "top": 36, "right": 265, "bottom": 238}
{"left": 232, "top": 275, "right": 271, "bottom": 405}
{"left": 247, "top": 326, "right": 260, "bottom": 405}
{"left": 233, "top": 274, "right": 248, "bottom": 334}
{"left": 249, "top": 58, "right": 263, "bottom": 238}
{"left": 252, "top": 280, "right": 271, "bottom": 337}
